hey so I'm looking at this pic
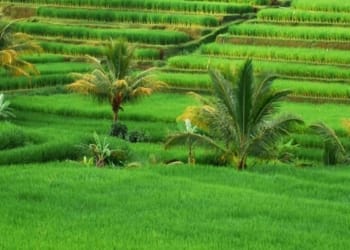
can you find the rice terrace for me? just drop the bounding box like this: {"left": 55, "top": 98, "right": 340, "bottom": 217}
{"left": 0, "top": 0, "right": 350, "bottom": 249}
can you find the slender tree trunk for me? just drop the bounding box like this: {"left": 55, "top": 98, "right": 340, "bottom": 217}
{"left": 237, "top": 154, "right": 247, "bottom": 170}
{"left": 113, "top": 109, "right": 119, "bottom": 123}
{"left": 111, "top": 93, "right": 122, "bottom": 123}
{"left": 188, "top": 143, "right": 195, "bottom": 165}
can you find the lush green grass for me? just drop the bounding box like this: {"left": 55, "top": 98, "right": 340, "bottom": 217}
{"left": 13, "top": 21, "right": 190, "bottom": 45}
{"left": 228, "top": 23, "right": 350, "bottom": 41}
{"left": 200, "top": 43, "right": 350, "bottom": 65}
{"left": 10, "top": 93, "right": 197, "bottom": 122}
{"left": 4, "top": 0, "right": 253, "bottom": 14}
{"left": 37, "top": 7, "right": 220, "bottom": 26}
{"left": 0, "top": 163, "right": 349, "bottom": 249}
{"left": 258, "top": 8, "right": 350, "bottom": 25}
{"left": 280, "top": 102, "right": 350, "bottom": 130}
{"left": 9, "top": 92, "right": 350, "bottom": 130}
{"left": 167, "top": 55, "right": 350, "bottom": 81}
{"left": 291, "top": 0, "right": 350, "bottom": 13}
{"left": 273, "top": 79, "right": 350, "bottom": 98}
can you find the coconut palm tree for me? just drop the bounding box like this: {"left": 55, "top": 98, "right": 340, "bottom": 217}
{"left": 67, "top": 39, "right": 164, "bottom": 123}
{"left": 179, "top": 59, "right": 303, "bottom": 170}
{"left": 0, "top": 21, "right": 40, "bottom": 76}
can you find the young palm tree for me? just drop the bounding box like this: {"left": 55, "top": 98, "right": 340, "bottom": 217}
{"left": 165, "top": 119, "right": 224, "bottom": 165}
{"left": 180, "top": 59, "right": 303, "bottom": 170}
{"left": 0, "top": 21, "right": 40, "bottom": 76}
{"left": 67, "top": 39, "right": 164, "bottom": 123}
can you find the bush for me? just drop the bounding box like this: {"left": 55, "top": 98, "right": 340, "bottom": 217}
{"left": 128, "top": 130, "right": 149, "bottom": 143}
{"left": 110, "top": 122, "right": 128, "bottom": 139}
{"left": 82, "top": 133, "right": 130, "bottom": 167}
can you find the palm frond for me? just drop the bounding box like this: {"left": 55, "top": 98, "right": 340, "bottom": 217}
{"left": 233, "top": 59, "right": 256, "bottom": 138}
{"left": 177, "top": 105, "right": 215, "bottom": 131}
{"left": 165, "top": 132, "right": 226, "bottom": 152}
{"left": 209, "top": 69, "right": 237, "bottom": 127}
{"left": 187, "top": 91, "right": 213, "bottom": 106}
{"left": 251, "top": 114, "right": 303, "bottom": 156}
{"left": 251, "top": 89, "right": 292, "bottom": 126}
{"left": 310, "top": 122, "right": 345, "bottom": 153}
{"left": 310, "top": 122, "right": 346, "bottom": 165}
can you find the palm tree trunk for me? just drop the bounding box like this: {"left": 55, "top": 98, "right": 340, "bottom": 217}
{"left": 111, "top": 93, "right": 122, "bottom": 123}
{"left": 188, "top": 143, "right": 195, "bottom": 165}
{"left": 237, "top": 154, "right": 247, "bottom": 170}
{"left": 113, "top": 110, "right": 119, "bottom": 123}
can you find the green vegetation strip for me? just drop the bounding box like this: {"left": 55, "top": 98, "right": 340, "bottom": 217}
{"left": 292, "top": 0, "right": 350, "bottom": 13}
{"left": 9, "top": 93, "right": 197, "bottom": 123}
{"left": 39, "top": 41, "right": 161, "bottom": 59}
{"left": 258, "top": 8, "right": 350, "bottom": 25}
{"left": 0, "top": 164, "right": 349, "bottom": 249}
{"left": 0, "top": 62, "right": 92, "bottom": 76}
{"left": 157, "top": 71, "right": 350, "bottom": 98}
{"left": 13, "top": 22, "right": 190, "bottom": 45}
{"left": 273, "top": 79, "right": 350, "bottom": 99}
{"left": 186, "top": 0, "right": 268, "bottom": 5}
{"left": 37, "top": 7, "right": 219, "bottom": 26}
{"left": 216, "top": 35, "right": 350, "bottom": 50}
{"left": 167, "top": 55, "right": 350, "bottom": 81}
{"left": 4, "top": 0, "right": 253, "bottom": 14}
{"left": 0, "top": 74, "right": 73, "bottom": 91}
{"left": 228, "top": 23, "right": 350, "bottom": 41}
{"left": 200, "top": 43, "right": 350, "bottom": 65}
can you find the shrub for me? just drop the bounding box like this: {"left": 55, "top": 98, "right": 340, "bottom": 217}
{"left": 110, "top": 122, "right": 128, "bottom": 139}
{"left": 83, "top": 132, "right": 130, "bottom": 167}
{"left": 128, "top": 130, "right": 149, "bottom": 143}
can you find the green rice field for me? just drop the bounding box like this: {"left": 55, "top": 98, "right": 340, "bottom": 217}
{"left": 1, "top": 0, "right": 350, "bottom": 248}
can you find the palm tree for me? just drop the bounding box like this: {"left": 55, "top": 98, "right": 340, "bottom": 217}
{"left": 67, "top": 39, "right": 164, "bottom": 123}
{"left": 0, "top": 21, "right": 41, "bottom": 76}
{"left": 165, "top": 119, "right": 224, "bottom": 165}
{"left": 179, "top": 59, "right": 303, "bottom": 170}
{"left": 310, "top": 122, "right": 347, "bottom": 165}
{"left": 0, "top": 93, "right": 15, "bottom": 120}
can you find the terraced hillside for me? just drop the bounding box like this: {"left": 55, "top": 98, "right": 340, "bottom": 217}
{"left": 1, "top": 1, "right": 350, "bottom": 249}
{"left": 0, "top": 0, "right": 349, "bottom": 165}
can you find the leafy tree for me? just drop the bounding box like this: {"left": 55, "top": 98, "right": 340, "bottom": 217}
{"left": 179, "top": 59, "right": 303, "bottom": 170}
{"left": 67, "top": 39, "right": 164, "bottom": 122}
{"left": 0, "top": 21, "right": 40, "bottom": 76}
{"left": 0, "top": 93, "right": 15, "bottom": 120}
{"left": 310, "top": 122, "right": 347, "bottom": 165}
